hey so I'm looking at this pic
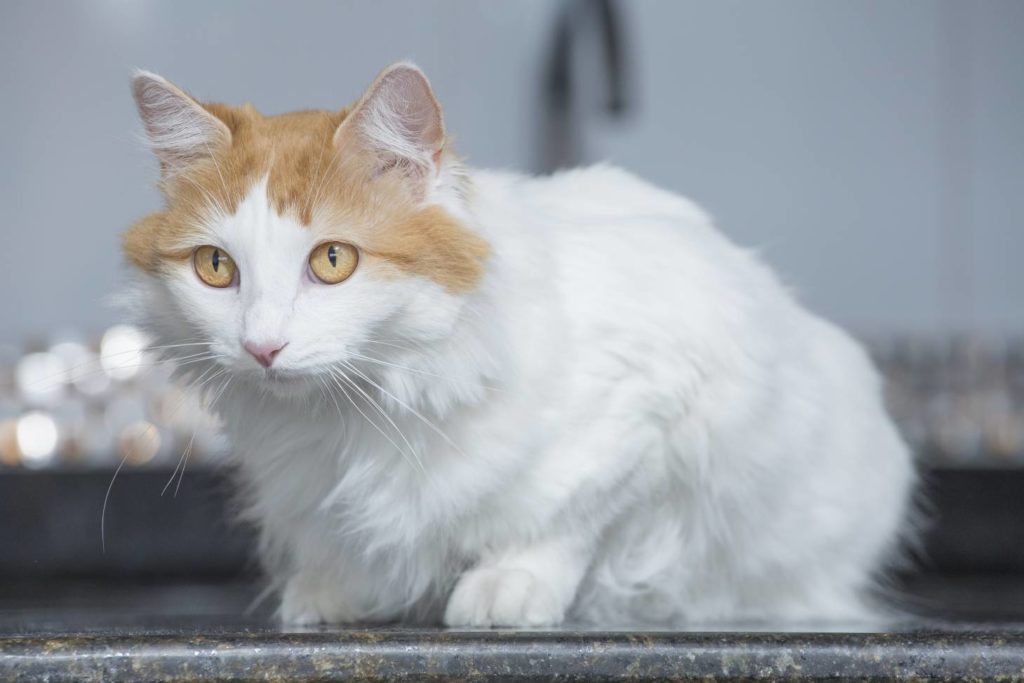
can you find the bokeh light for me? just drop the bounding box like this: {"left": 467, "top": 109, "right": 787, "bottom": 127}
{"left": 16, "top": 352, "right": 66, "bottom": 407}
{"left": 100, "top": 325, "right": 150, "bottom": 381}
{"left": 0, "top": 419, "right": 19, "bottom": 466}
{"left": 16, "top": 411, "right": 59, "bottom": 467}
{"left": 119, "top": 420, "right": 161, "bottom": 465}
{"left": 0, "top": 327, "right": 230, "bottom": 471}
{"left": 52, "top": 340, "right": 112, "bottom": 397}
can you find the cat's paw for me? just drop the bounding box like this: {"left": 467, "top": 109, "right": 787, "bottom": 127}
{"left": 280, "top": 577, "right": 331, "bottom": 625}
{"left": 443, "top": 567, "right": 566, "bottom": 627}
{"left": 279, "top": 575, "right": 361, "bottom": 625}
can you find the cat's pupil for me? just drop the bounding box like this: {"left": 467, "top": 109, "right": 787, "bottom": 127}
{"left": 328, "top": 245, "right": 337, "bottom": 267}
{"left": 212, "top": 248, "right": 221, "bottom": 272}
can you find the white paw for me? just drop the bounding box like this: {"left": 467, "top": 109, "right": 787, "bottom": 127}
{"left": 279, "top": 576, "right": 360, "bottom": 625}
{"left": 444, "top": 567, "right": 567, "bottom": 627}
{"left": 280, "top": 577, "right": 330, "bottom": 625}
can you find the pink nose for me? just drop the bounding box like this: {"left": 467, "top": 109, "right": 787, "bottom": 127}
{"left": 244, "top": 340, "right": 287, "bottom": 368}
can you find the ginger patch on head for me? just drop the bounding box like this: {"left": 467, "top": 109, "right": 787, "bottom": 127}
{"left": 126, "top": 66, "right": 489, "bottom": 294}
{"left": 356, "top": 205, "right": 489, "bottom": 294}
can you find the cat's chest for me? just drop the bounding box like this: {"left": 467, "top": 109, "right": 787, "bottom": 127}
{"left": 232, "top": 397, "right": 535, "bottom": 530}
{"left": 224, "top": 350, "right": 574, "bottom": 561}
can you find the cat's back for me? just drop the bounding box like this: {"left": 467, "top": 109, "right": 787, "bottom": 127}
{"left": 491, "top": 164, "right": 785, "bottom": 293}
{"left": 474, "top": 164, "right": 804, "bottom": 349}
{"left": 502, "top": 164, "right": 716, "bottom": 240}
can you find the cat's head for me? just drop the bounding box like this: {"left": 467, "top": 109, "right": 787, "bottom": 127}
{"left": 122, "top": 63, "right": 489, "bottom": 400}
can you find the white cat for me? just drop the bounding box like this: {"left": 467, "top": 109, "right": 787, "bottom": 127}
{"left": 123, "top": 63, "right": 915, "bottom": 627}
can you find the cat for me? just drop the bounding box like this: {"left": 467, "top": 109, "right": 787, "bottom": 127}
{"left": 123, "top": 62, "right": 916, "bottom": 627}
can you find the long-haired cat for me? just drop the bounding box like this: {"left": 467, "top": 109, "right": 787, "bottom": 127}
{"left": 123, "top": 63, "right": 915, "bottom": 626}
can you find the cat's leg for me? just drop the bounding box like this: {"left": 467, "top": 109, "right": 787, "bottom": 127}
{"left": 443, "top": 534, "right": 593, "bottom": 627}
{"left": 445, "top": 389, "right": 661, "bottom": 627}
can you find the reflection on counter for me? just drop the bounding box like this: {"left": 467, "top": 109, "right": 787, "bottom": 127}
{"left": 1, "top": 328, "right": 1022, "bottom": 470}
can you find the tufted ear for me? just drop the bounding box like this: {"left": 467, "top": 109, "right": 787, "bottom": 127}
{"left": 131, "top": 70, "right": 231, "bottom": 172}
{"left": 334, "top": 63, "right": 446, "bottom": 188}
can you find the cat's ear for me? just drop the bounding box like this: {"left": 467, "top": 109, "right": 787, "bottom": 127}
{"left": 334, "top": 63, "right": 446, "bottom": 188}
{"left": 131, "top": 70, "right": 231, "bottom": 172}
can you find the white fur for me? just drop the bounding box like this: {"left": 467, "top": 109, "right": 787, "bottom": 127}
{"left": 126, "top": 74, "right": 915, "bottom": 628}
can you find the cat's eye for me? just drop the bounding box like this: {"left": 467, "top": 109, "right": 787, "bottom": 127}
{"left": 193, "top": 245, "right": 237, "bottom": 288}
{"left": 309, "top": 242, "right": 359, "bottom": 284}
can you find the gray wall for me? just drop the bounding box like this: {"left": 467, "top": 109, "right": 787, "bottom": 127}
{"left": 1, "top": 0, "right": 1021, "bottom": 344}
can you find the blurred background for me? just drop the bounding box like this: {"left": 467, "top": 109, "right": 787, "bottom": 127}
{"left": 0, "top": 1, "right": 1022, "bottom": 609}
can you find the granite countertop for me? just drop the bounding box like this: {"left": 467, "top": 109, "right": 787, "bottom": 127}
{"left": 6, "top": 627, "right": 1024, "bottom": 682}
{"left": 3, "top": 577, "right": 1024, "bottom": 682}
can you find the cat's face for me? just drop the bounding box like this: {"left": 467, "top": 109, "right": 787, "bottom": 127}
{"left": 124, "top": 64, "right": 487, "bottom": 397}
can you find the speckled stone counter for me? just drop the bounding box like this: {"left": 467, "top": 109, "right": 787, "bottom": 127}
{"left": 4, "top": 626, "right": 1024, "bottom": 682}
{"left": 3, "top": 578, "right": 1024, "bottom": 682}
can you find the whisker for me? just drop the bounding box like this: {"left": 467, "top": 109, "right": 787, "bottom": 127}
{"left": 161, "top": 366, "right": 226, "bottom": 496}
{"left": 340, "top": 359, "right": 464, "bottom": 456}
{"left": 328, "top": 370, "right": 401, "bottom": 457}
{"left": 165, "top": 430, "right": 197, "bottom": 497}
{"left": 328, "top": 368, "right": 424, "bottom": 475}
{"left": 101, "top": 452, "right": 132, "bottom": 554}
{"left": 317, "top": 374, "right": 344, "bottom": 421}
{"left": 333, "top": 366, "right": 427, "bottom": 474}
{"left": 143, "top": 341, "right": 213, "bottom": 351}
{"left": 347, "top": 351, "right": 503, "bottom": 392}
{"left": 22, "top": 350, "right": 222, "bottom": 394}
{"left": 175, "top": 375, "right": 231, "bottom": 497}
{"left": 359, "top": 339, "right": 423, "bottom": 354}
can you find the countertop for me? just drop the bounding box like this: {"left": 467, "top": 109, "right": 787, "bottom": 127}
{"left": 3, "top": 576, "right": 1024, "bottom": 682}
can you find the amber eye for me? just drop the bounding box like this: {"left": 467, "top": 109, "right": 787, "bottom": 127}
{"left": 309, "top": 242, "right": 358, "bottom": 284}
{"left": 192, "top": 245, "right": 237, "bottom": 288}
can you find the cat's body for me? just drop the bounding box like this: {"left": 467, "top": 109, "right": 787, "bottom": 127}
{"left": 125, "top": 64, "right": 914, "bottom": 627}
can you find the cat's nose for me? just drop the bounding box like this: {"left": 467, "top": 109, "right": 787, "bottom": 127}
{"left": 243, "top": 340, "right": 287, "bottom": 368}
